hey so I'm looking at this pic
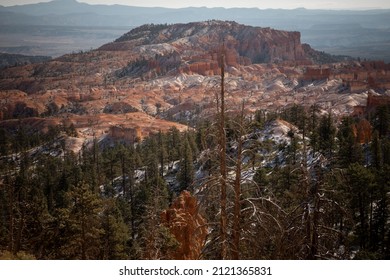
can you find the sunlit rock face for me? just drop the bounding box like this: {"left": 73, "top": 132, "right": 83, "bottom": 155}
{"left": 1, "top": 20, "right": 389, "bottom": 146}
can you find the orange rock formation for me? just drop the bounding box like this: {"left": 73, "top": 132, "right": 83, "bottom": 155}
{"left": 161, "top": 191, "right": 207, "bottom": 260}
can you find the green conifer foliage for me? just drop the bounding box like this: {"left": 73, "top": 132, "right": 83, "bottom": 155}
{"left": 57, "top": 182, "right": 103, "bottom": 259}
{"left": 100, "top": 198, "right": 129, "bottom": 259}
{"left": 346, "top": 163, "right": 375, "bottom": 251}
{"left": 318, "top": 113, "right": 337, "bottom": 159}
{"left": 177, "top": 138, "right": 195, "bottom": 191}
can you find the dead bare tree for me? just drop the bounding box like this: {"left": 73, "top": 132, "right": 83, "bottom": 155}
{"left": 218, "top": 50, "right": 228, "bottom": 260}
{"left": 232, "top": 101, "right": 245, "bottom": 259}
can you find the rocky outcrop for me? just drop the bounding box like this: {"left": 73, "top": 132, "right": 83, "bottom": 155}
{"left": 303, "top": 67, "right": 332, "bottom": 81}
{"left": 112, "top": 21, "right": 308, "bottom": 62}
{"left": 352, "top": 92, "right": 390, "bottom": 120}
{"left": 108, "top": 125, "right": 142, "bottom": 143}
{"left": 161, "top": 191, "right": 207, "bottom": 260}
{"left": 101, "top": 20, "right": 316, "bottom": 77}
{"left": 302, "top": 60, "right": 390, "bottom": 92}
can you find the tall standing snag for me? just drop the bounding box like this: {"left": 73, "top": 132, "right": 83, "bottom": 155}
{"left": 232, "top": 101, "right": 245, "bottom": 259}
{"left": 219, "top": 50, "right": 228, "bottom": 259}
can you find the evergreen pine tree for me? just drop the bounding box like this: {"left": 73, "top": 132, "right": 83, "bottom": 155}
{"left": 337, "top": 116, "right": 363, "bottom": 167}
{"left": 57, "top": 182, "right": 103, "bottom": 259}
{"left": 382, "top": 138, "right": 390, "bottom": 166}
{"left": 374, "top": 105, "right": 390, "bottom": 138}
{"left": 318, "top": 113, "right": 336, "bottom": 159}
{"left": 177, "top": 138, "right": 195, "bottom": 191}
{"left": 346, "top": 163, "right": 375, "bottom": 251}
{"left": 0, "top": 128, "right": 10, "bottom": 156}
{"left": 157, "top": 131, "right": 167, "bottom": 178}
{"left": 100, "top": 198, "right": 129, "bottom": 259}
{"left": 371, "top": 131, "right": 383, "bottom": 169}
{"left": 167, "top": 127, "right": 181, "bottom": 168}
{"left": 309, "top": 104, "right": 320, "bottom": 155}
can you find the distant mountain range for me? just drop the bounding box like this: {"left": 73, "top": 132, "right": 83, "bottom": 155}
{"left": 1, "top": 0, "right": 389, "bottom": 29}
{"left": 0, "top": 0, "right": 389, "bottom": 61}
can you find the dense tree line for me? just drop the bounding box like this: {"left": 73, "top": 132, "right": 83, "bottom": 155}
{"left": 1, "top": 103, "right": 390, "bottom": 259}
{"left": 0, "top": 125, "right": 198, "bottom": 259}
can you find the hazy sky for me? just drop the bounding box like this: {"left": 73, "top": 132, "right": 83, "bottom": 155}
{"left": 1, "top": 0, "right": 390, "bottom": 9}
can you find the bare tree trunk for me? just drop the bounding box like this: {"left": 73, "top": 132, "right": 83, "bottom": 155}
{"left": 8, "top": 182, "right": 14, "bottom": 253}
{"left": 128, "top": 159, "right": 136, "bottom": 241}
{"left": 14, "top": 207, "right": 25, "bottom": 254}
{"left": 306, "top": 169, "right": 319, "bottom": 259}
{"left": 302, "top": 113, "right": 307, "bottom": 168}
{"left": 81, "top": 203, "right": 86, "bottom": 260}
{"left": 120, "top": 152, "right": 127, "bottom": 198}
{"left": 232, "top": 102, "right": 245, "bottom": 259}
{"left": 311, "top": 192, "right": 319, "bottom": 259}
{"left": 219, "top": 52, "right": 228, "bottom": 260}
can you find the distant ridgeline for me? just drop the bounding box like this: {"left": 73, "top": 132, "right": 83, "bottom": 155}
{"left": 0, "top": 53, "right": 51, "bottom": 70}
{"left": 1, "top": 0, "right": 389, "bottom": 61}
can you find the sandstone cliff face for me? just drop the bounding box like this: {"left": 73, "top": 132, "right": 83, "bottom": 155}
{"left": 302, "top": 60, "right": 390, "bottom": 92}
{"left": 111, "top": 21, "right": 307, "bottom": 62}
{"left": 161, "top": 191, "right": 207, "bottom": 260}
{"left": 100, "top": 21, "right": 314, "bottom": 76}
{"left": 2, "top": 20, "right": 386, "bottom": 145}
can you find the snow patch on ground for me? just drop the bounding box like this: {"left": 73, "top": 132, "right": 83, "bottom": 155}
{"left": 259, "top": 119, "right": 298, "bottom": 144}
{"left": 134, "top": 43, "right": 177, "bottom": 57}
